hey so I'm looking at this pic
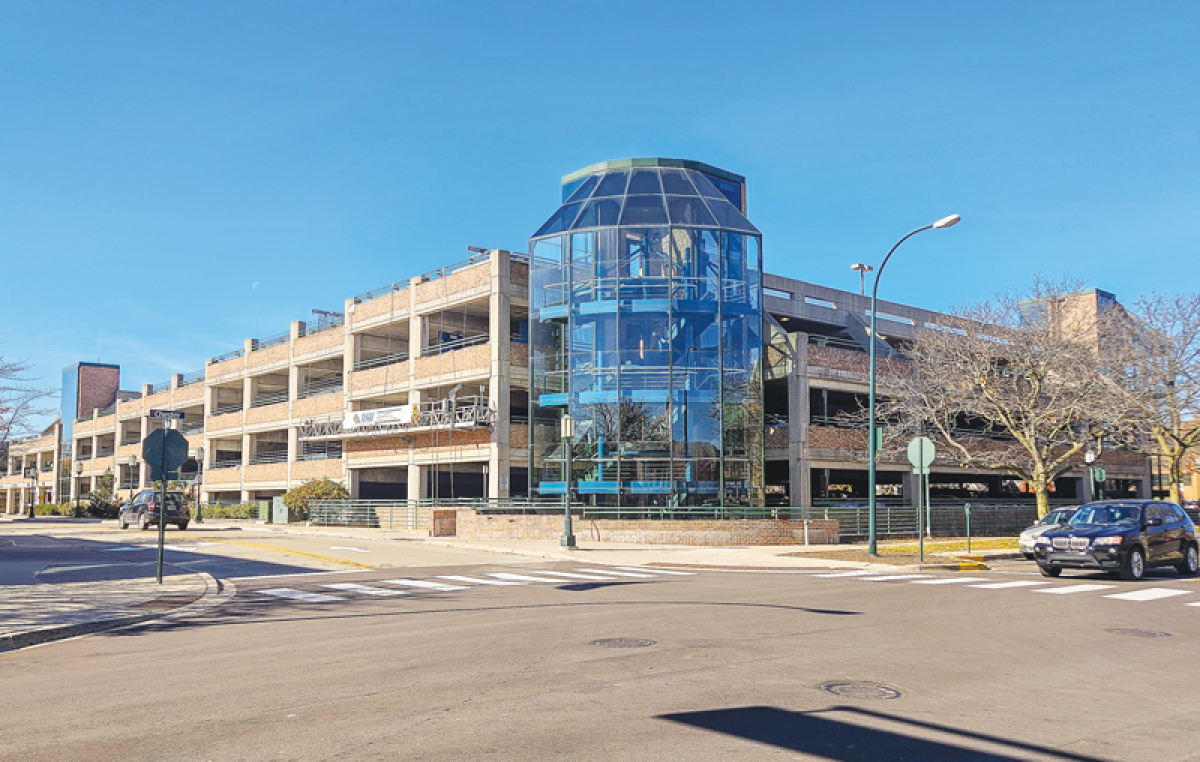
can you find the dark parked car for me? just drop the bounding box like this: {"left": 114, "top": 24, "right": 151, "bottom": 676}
{"left": 1034, "top": 500, "right": 1199, "bottom": 580}
{"left": 118, "top": 490, "right": 190, "bottom": 531}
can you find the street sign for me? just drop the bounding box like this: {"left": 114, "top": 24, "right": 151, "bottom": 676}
{"left": 1094, "top": 467, "right": 1107, "bottom": 483}
{"left": 143, "top": 429, "right": 189, "bottom": 481}
{"left": 149, "top": 409, "right": 186, "bottom": 420}
{"left": 906, "top": 436, "right": 936, "bottom": 475}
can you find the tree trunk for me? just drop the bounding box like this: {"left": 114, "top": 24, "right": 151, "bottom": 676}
{"left": 1169, "top": 457, "right": 1183, "bottom": 505}
{"left": 1034, "top": 485, "right": 1051, "bottom": 519}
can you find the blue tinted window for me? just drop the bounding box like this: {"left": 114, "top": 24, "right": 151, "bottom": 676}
{"left": 627, "top": 169, "right": 662, "bottom": 195}
{"left": 618, "top": 195, "right": 668, "bottom": 226}
{"left": 667, "top": 196, "right": 718, "bottom": 227}
{"left": 711, "top": 176, "right": 743, "bottom": 210}
{"left": 593, "top": 171, "right": 630, "bottom": 197}
{"left": 532, "top": 202, "right": 583, "bottom": 237}
{"left": 686, "top": 170, "right": 724, "bottom": 199}
{"left": 565, "top": 174, "right": 601, "bottom": 204}
{"left": 705, "top": 197, "right": 760, "bottom": 233}
{"left": 660, "top": 169, "right": 697, "bottom": 195}
{"left": 572, "top": 197, "right": 623, "bottom": 229}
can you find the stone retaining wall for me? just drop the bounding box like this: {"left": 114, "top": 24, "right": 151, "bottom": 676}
{"left": 454, "top": 510, "right": 838, "bottom": 546}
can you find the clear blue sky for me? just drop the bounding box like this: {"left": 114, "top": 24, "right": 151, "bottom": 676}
{"left": 3, "top": 1, "right": 1198, "bottom": 426}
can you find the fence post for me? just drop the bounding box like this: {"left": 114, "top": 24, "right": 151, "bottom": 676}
{"left": 964, "top": 503, "right": 972, "bottom": 553}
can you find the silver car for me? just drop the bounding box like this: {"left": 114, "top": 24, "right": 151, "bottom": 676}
{"left": 1019, "top": 507, "right": 1079, "bottom": 559}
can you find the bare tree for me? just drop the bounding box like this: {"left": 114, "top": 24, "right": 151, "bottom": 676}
{"left": 0, "top": 357, "right": 55, "bottom": 446}
{"left": 876, "top": 279, "right": 1132, "bottom": 518}
{"left": 1108, "top": 293, "right": 1200, "bottom": 504}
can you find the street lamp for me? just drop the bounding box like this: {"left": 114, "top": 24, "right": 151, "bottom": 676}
{"left": 126, "top": 454, "right": 139, "bottom": 501}
{"left": 560, "top": 413, "right": 576, "bottom": 548}
{"left": 1085, "top": 447, "right": 1103, "bottom": 501}
{"left": 25, "top": 465, "right": 37, "bottom": 518}
{"left": 74, "top": 460, "right": 84, "bottom": 518}
{"left": 867, "top": 214, "right": 961, "bottom": 556}
{"left": 194, "top": 446, "right": 205, "bottom": 523}
{"left": 850, "top": 263, "right": 874, "bottom": 295}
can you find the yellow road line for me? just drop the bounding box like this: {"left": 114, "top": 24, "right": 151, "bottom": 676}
{"left": 191, "top": 538, "right": 377, "bottom": 570}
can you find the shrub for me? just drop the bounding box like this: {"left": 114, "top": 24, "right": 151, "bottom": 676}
{"left": 198, "top": 502, "right": 263, "bottom": 520}
{"left": 283, "top": 477, "right": 349, "bottom": 520}
{"left": 33, "top": 503, "right": 75, "bottom": 516}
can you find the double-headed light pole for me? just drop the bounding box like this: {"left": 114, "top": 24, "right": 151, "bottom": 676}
{"left": 867, "top": 214, "right": 961, "bottom": 556}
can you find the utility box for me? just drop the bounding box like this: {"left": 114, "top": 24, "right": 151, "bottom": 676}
{"left": 271, "top": 496, "right": 287, "bottom": 524}
{"left": 431, "top": 509, "right": 457, "bottom": 537}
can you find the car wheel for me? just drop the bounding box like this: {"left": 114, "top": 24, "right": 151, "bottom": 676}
{"left": 139, "top": 515, "right": 151, "bottom": 532}
{"left": 118, "top": 515, "right": 128, "bottom": 530}
{"left": 1176, "top": 544, "right": 1199, "bottom": 577}
{"left": 177, "top": 522, "right": 188, "bottom": 531}
{"left": 1120, "top": 547, "right": 1146, "bottom": 581}
{"left": 1039, "top": 565, "right": 1062, "bottom": 578}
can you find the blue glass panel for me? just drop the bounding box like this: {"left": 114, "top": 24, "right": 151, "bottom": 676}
{"left": 667, "top": 196, "right": 718, "bottom": 227}
{"left": 533, "top": 202, "right": 583, "bottom": 237}
{"left": 686, "top": 170, "right": 725, "bottom": 199}
{"left": 660, "top": 168, "right": 698, "bottom": 195}
{"left": 579, "top": 481, "right": 619, "bottom": 494}
{"left": 593, "top": 171, "right": 630, "bottom": 198}
{"left": 571, "top": 198, "right": 622, "bottom": 229}
{"left": 627, "top": 168, "right": 662, "bottom": 195}
{"left": 618, "top": 195, "right": 668, "bottom": 226}
{"left": 705, "top": 197, "right": 761, "bottom": 233}
{"left": 711, "top": 175, "right": 743, "bottom": 210}
{"left": 565, "top": 174, "right": 600, "bottom": 204}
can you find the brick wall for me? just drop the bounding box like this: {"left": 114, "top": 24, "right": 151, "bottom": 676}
{"left": 454, "top": 510, "right": 839, "bottom": 546}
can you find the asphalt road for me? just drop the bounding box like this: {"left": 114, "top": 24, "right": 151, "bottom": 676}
{"left": 3, "top": 547, "right": 1200, "bottom": 761}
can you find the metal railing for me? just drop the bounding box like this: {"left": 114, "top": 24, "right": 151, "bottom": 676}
{"left": 119, "top": 480, "right": 139, "bottom": 490}
{"left": 252, "top": 331, "right": 290, "bottom": 351}
{"left": 298, "top": 442, "right": 342, "bottom": 461}
{"left": 297, "top": 377, "right": 344, "bottom": 398}
{"left": 353, "top": 281, "right": 409, "bottom": 305}
{"left": 298, "top": 315, "right": 345, "bottom": 337}
{"left": 209, "top": 458, "right": 242, "bottom": 470}
{"left": 808, "top": 335, "right": 865, "bottom": 352}
{"left": 211, "top": 402, "right": 244, "bottom": 416}
{"left": 309, "top": 500, "right": 432, "bottom": 530}
{"left": 179, "top": 369, "right": 206, "bottom": 387}
{"left": 248, "top": 451, "right": 288, "bottom": 465}
{"left": 353, "top": 352, "right": 408, "bottom": 372}
{"left": 77, "top": 453, "right": 93, "bottom": 461}
{"left": 97, "top": 447, "right": 115, "bottom": 457}
{"left": 98, "top": 404, "right": 116, "bottom": 416}
{"left": 119, "top": 436, "right": 141, "bottom": 445}
{"left": 118, "top": 391, "right": 142, "bottom": 401}
{"left": 251, "top": 390, "right": 290, "bottom": 408}
{"left": 180, "top": 421, "right": 204, "bottom": 435}
{"left": 148, "top": 381, "right": 171, "bottom": 395}
{"left": 209, "top": 348, "right": 245, "bottom": 365}
{"left": 418, "top": 251, "right": 490, "bottom": 284}
{"left": 420, "top": 334, "right": 489, "bottom": 356}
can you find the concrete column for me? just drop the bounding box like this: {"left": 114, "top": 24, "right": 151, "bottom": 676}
{"left": 489, "top": 249, "right": 511, "bottom": 500}
{"left": 171, "top": 373, "right": 184, "bottom": 391}
{"left": 408, "top": 275, "right": 424, "bottom": 390}
{"left": 138, "top": 414, "right": 151, "bottom": 489}
{"left": 243, "top": 374, "right": 255, "bottom": 413}
{"left": 788, "top": 332, "right": 811, "bottom": 508}
{"left": 407, "top": 462, "right": 426, "bottom": 504}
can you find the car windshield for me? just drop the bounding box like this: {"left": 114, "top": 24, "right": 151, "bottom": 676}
{"left": 1069, "top": 504, "right": 1142, "bottom": 526}
{"left": 1038, "top": 509, "right": 1074, "bottom": 526}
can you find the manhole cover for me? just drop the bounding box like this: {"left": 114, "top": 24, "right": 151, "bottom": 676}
{"left": 131, "top": 594, "right": 201, "bottom": 611}
{"left": 1106, "top": 628, "right": 1171, "bottom": 638}
{"left": 822, "top": 681, "right": 903, "bottom": 700}
{"left": 592, "top": 638, "right": 656, "bottom": 649}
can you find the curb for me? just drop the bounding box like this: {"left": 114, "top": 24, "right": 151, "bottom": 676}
{"left": 0, "top": 572, "right": 232, "bottom": 655}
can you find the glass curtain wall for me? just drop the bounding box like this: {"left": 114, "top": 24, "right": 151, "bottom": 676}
{"left": 530, "top": 165, "right": 764, "bottom": 508}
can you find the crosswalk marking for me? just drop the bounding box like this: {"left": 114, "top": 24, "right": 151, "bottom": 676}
{"left": 615, "top": 566, "right": 695, "bottom": 575}
{"left": 814, "top": 570, "right": 878, "bottom": 578}
{"left": 1187, "top": 601, "right": 1200, "bottom": 607}
{"left": 583, "top": 569, "right": 657, "bottom": 578}
{"left": 965, "top": 580, "right": 1053, "bottom": 590}
{"left": 436, "top": 575, "right": 524, "bottom": 586}
{"left": 382, "top": 579, "right": 469, "bottom": 592}
{"left": 1102, "top": 588, "right": 1193, "bottom": 602}
{"left": 258, "top": 588, "right": 344, "bottom": 603}
{"left": 910, "top": 577, "right": 990, "bottom": 585}
{"left": 486, "top": 573, "right": 572, "bottom": 584}
{"left": 321, "top": 583, "right": 407, "bottom": 596}
{"left": 1034, "top": 584, "right": 1118, "bottom": 595}
{"left": 859, "top": 574, "right": 934, "bottom": 582}
{"left": 520, "top": 571, "right": 621, "bottom": 581}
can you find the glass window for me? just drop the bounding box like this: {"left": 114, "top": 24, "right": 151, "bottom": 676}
{"left": 532, "top": 202, "right": 583, "bottom": 238}
{"left": 706, "top": 197, "right": 760, "bottom": 233}
{"left": 593, "top": 171, "right": 630, "bottom": 198}
{"left": 660, "top": 168, "right": 698, "bottom": 196}
{"left": 565, "top": 174, "right": 600, "bottom": 204}
{"left": 620, "top": 228, "right": 671, "bottom": 280}
{"left": 711, "top": 175, "right": 743, "bottom": 210}
{"left": 627, "top": 168, "right": 663, "bottom": 195}
{"left": 618, "top": 195, "right": 668, "bottom": 227}
{"left": 571, "top": 198, "right": 622, "bottom": 229}
{"left": 667, "top": 196, "right": 718, "bottom": 227}
{"left": 687, "top": 170, "right": 725, "bottom": 200}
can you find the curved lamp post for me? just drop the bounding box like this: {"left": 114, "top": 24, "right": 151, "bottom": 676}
{"left": 867, "top": 214, "right": 960, "bottom": 556}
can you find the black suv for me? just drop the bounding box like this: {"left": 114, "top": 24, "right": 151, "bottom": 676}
{"left": 118, "top": 490, "right": 190, "bottom": 531}
{"left": 1034, "top": 500, "right": 1199, "bottom": 581}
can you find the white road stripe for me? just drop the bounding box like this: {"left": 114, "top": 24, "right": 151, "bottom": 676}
{"left": 382, "top": 579, "right": 469, "bottom": 591}
{"left": 910, "top": 577, "right": 990, "bottom": 585}
{"left": 521, "top": 571, "right": 621, "bottom": 581}
{"left": 965, "top": 580, "right": 1053, "bottom": 590}
{"left": 858, "top": 574, "right": 935, "bottom": 582}
{"left": 614, "top": 566, "right": 696, "bottom": 575}
{"left": 486, "top": 573, "right": 571, "bottom": 583}
{"left": 321, "top": 583, "right": 407, "bottom": 596}
{"left": 1187, "top": 601, "right": 1200, "bottom": 607}
{"left": 578, "top": 569, "right": 657, "bottom": 578}
{"left": 258, "top": 588, "right": 344, "bottom": 603}
{"left": 437, "top": 575, "right": 524, "bottom": 586}
{"left": 1102, "top": 588, "right": 1194, "bottom": 602}
{"left": 330, "top": 546, "right": 372, "bottom": 553}
{"left": 814, "top": 571, "right": 878, "bottom": 578}
{"left": 1034, "top": 584, "right": 1118, "bottom": 595}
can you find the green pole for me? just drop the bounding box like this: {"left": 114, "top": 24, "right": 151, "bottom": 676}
{"left": 156, "top": 432, "right": 168, "bottom": 584}
{"left": 965, "top": 503, "right": 972, "bottom": 554}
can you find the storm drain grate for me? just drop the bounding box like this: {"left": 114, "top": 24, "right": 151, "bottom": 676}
{"left": 822, "top": 681, "right": 904, "bottom": 700}
{"left": 592, "top": 638, "right": 657, "bottom": 649}
{"left": 1106, "top": 628, "right": 1171, "bottom": 638}
{"left": 131, "top": 594, "right": 202, "bottom": 611}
